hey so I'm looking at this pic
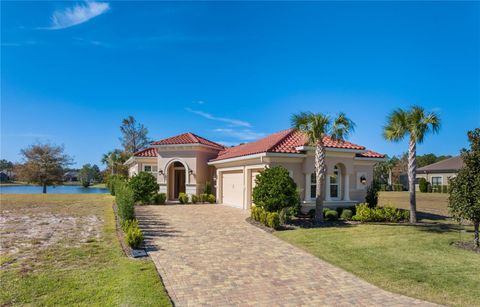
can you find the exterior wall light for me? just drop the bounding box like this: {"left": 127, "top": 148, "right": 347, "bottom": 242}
{"left": 360, "top": 175, "right": 367, "bottom": 184}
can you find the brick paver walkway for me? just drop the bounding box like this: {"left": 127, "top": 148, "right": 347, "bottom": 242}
{"left": 136, "top": 204, "right": 437, "bottom": 307}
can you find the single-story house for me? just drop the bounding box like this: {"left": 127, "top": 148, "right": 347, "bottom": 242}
{"left": 416, "top": 156, "right": 464, "bottom": 189}
{"left": 125, "top": 129, "right": 385, "bottom": 212}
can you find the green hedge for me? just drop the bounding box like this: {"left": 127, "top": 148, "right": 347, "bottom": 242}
{"left": 251, "top": 206, "right": 280, "bottom": 229}
{"left": 353, "top": 203, "right": 410, "bottom": 222}
{"left": 115, "top": 181, "right": 135, "bottom": 222}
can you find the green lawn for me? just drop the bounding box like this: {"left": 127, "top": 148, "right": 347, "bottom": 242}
{"left": 276, "top": 221, "right": 480, "bottom": 307}
{"left": 379, "top": 191, "right": 449, "bottom": 217}
{"left": 0, "top": 194, "right": 171, "bottom": 306}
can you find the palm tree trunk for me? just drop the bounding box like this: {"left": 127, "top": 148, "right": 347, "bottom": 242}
{"left": 408, "top": 137, "right": 417, "bottom": 223}
{"left": 315, "top": 140, "right": 326, "bottom": 222}
{"left": 474, "top": 222, "right": 479, "bottom": 248}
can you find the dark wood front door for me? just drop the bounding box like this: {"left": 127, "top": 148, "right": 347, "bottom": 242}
{"left": 174, "top": 169, "right": 186, "bottom": 199}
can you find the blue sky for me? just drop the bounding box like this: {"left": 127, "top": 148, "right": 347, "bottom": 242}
{"left": 1, "top": 1, "right": 479, "bottom": 168}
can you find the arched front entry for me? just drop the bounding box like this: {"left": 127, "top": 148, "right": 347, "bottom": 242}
{"left": 168, "top": 161, "right": 186, "bottom": 200}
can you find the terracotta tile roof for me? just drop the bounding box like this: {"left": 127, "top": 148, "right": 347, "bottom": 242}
{"left": 417, "top": 156, "right": 463, "bottom": 173}
{"left": 133, "top": 147, "right": 158, "bottom": 157}
{"left": 356, "top": 150, "right": 385, "bottom": 159}
{"left": 151, "top": 132, "right": 225, "bottom": 150}
{"left": 212, "top": 129, "right": 373, "bottom": 161}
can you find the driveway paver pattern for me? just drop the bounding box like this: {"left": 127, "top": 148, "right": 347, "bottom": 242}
{"left": 136, "top": 204, "right": 437, "bottom": 307}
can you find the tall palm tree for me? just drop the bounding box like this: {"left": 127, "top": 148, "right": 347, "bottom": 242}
{"left": 291, "top": 112, "right": 355, "bottom": 222}
{"left": 383, "top": 106, "right": 441, "bottom": 223}
{"left": 101, "top": 149, "right": 124, "bottom": 175}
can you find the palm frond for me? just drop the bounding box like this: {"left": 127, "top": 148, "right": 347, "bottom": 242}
{"left": 383, "top": 108, "right": 408, "bottom": 142}
{"left": 331, "top": 112, "right": 355, "bottom": 141}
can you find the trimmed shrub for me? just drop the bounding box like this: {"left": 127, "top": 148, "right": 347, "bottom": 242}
{"left": 322, "top": 208, "right": 329, "bottom": 217}
{"left": 252, "top": 166, "right": 299, "bottom": 212}
{"left": 125, "top": 223, "right": 144, "bottom": 248}
{"left": 393, "top": 184, "right": 404, "bottom": 191}
{"left": 259, "top": 209, "right": 268, "bottom": 225}
{"left": 267, "top": 212, "right": 280, "bottom": 229}
{"left": 340, "top": 209, "right": 353, "bottom": 220}
{"left": 325, "top": 209, "right": 338, "bottom": 221}
{"left": 115, "top": 181, "right": 135, "bottom": 222}
{"left": 379, "top": 184, "right": 388, "bottom": 191}
{"left": 365, "top": 180, "right": 380, "bottom": 208}
{"left": 106, "top": 174, "right": 126, "bottom": 196}
{"left": 308, "top": 209, "right": 316, "bottom": 218}
{"left": 442, "top": 185, "right": 449, "bottom": 193}
{"left": 191, "top": 194, "right": 198, "bottom": 204}
{"left": 155, "top": 193, "right": 166, "bottom": 205}
{"left": 353, "top": 203, "right": 410, "bottom": 223}
{"left": 128, "top": 172, "right": 159, "bottom": 204}
{"left": 178, "top": 192, "right": 189, "bottom": 204}
{"left": 207, "top": 194, "right": 216, "bottom": 204}
{"left": 418, "top": 178, "right": 428, "bottom": 193}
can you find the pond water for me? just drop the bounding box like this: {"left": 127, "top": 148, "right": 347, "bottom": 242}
{"left": 0, "top": 185, "right": 109, "bottom": 194}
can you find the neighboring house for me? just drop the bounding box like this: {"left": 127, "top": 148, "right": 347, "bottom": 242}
{"left": 64, "top": 170, "right": 79, "bottom": 182}
{"left": 416, "top": 156, "right": 464, "bottom": 189}
{"left": 125, "top": 129, "right": 385, "bottom": 212}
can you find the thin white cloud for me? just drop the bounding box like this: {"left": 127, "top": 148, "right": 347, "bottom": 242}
{"left": 72, "top": 37, "right": 110, "bottom": 47}
{"left": 47, "top": 1, "right": 110, "bottom": 30}
{"left": 214, "top": 128, "right": 266, "bottom": 141}
{"left": 1, "top": 40, "right": 37, "bottom": 47}
{"left": 185, "top": 108, "right": 251, "bottom": 127}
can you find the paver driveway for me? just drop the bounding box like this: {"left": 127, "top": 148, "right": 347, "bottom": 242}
{"left": 136, "top": 204, "right": 436, "bottom": 307}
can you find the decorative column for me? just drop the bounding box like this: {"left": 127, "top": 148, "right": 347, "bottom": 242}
{"left": 325, "top": 175, "right": 331, "bottom": 201}
{"left": 344, "top": 174, "right": 350, "bottom": 201}
{"left": 305, "top": 173, "right": 311, "bottom": 201}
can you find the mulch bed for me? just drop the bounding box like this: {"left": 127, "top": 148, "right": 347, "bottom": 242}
{"left": 452, "top": 241, "right": 480, "bottom": 253}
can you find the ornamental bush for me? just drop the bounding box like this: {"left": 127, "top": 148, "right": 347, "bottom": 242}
{"left": 128, "top": 172, "right": 159, "bottom": 204}
{"left": 106, "top": 174, "right": 126, "bottom": 196}
{"left": 207, "top": 194, "right": 216, "bottom": 204}
{"left": 325, "top": 209, "right": 338, "bottom": 221}
{"left": 191, "top": 194, "right": 198, "bottom": 204}
{"left": 178, "top": 192, "right": 189, "bottom": 204}
{"left": 125, "top": 220, "right": 144, "bottom": 249}
{"left": 115, "top": 181, "right": 135, "bottom": 222}
{"left": 340, "top": 209, "right": 353, "bottom": 220}
{"left": 365, "top": 180, "right": 380, "bottom": 208}
{"left": 151, "top": 193, "right": 166, "bottom": 205}
{"left": 353, "top": 203, "right": 409, "bottom": 223}
{"left": 267, "top": 212, "right": 280, "bottom": 229}
{"left": 252, "top": 166, "right": 299, "bottom": 212}
{"left": 419, "top": 178, "right": 428, "bottom": 193}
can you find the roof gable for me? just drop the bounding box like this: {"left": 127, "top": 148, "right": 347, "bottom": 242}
{"left": 151, "top": 132, "right": 225, "bottom": 150}
{"left": 417, "top": 156, "right": 463, "bottom": 172}
{"left": 213, "top": 129, "right": 373, "bottom": 161}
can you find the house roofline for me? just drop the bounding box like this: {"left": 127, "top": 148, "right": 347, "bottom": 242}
{"left": 208, "top": 152, "right": 306, "bottom": 165}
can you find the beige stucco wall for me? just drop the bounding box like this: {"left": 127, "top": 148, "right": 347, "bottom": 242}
{"left": 415, "top": 172, "right": 456, "bottom": 191}
{"left": 128, "top": 158, "right": 157, "bottom": 177}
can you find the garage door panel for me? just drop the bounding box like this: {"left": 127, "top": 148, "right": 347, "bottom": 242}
{"left": 222, "top": 171, "right": 244, "bottom": 208}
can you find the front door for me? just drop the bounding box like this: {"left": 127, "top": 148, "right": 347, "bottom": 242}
{"left": 174, "top": 169, "right": 186, "bottom": 199}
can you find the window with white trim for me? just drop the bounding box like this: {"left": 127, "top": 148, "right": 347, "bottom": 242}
{"left": 330, "top": 165, "right": 340, "bottom": 199}
{"left": 143, "top": 165, "right": 158, "bottom": 173}
{"left": 431, "top": 176, "right": 442, "bottom": 186}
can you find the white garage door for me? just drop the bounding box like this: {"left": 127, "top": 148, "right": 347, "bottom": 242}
{"left": 222, "top": 171, "right": 244, "bottom": 208}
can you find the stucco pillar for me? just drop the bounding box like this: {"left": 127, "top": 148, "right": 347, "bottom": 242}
{"left": 216, "top": 170, "right": 222, "bottom": 204}
{"left": 305, "top": 173, "right": 311, "bottom": 201}
{"left": 344, "top": 174, "right": 350, "bottom": 201}
{"left": 325, "top": 175, "right": 331, "bottom": 201}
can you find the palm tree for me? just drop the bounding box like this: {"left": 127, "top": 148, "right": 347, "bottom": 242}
{"left": 383, "top": 106, "right": 441, "bottom": 223}
{"left": 291, "top": 112, "right": 355, "bottom": 222}
{"left": 101, "top": 149, "right": 124, "bottom": 175}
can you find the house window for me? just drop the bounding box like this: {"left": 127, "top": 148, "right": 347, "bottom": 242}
{"left": 431, "top": 176, "right": 442, "bottom": 186}
{"left": 143, "top": 165, "right": 157, "bottom": 173}
{"left": 310, "top": 173, "right": 316, "bottom": 199}
{"left": 330, "top": 165, "right": 340, "bottom": 199}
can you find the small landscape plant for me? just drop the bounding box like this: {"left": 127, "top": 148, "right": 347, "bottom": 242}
{"left": 353, "top": 203, "right": 409, "bottom": 223}
{"left": 365, "top": 180, "right": 380, "bottom": 208}
{"left": 418, "top": 177, "right": 428, "bottom": 193}
{"left": 123, "top": 219, "right": 144, "bottom": 249}
{"left": 324, "top": 209, "right": 338, "bottom": 221}
{"left": 191, "top": 194, "right": 198, "bottom": 204}
{"left": 340, "top": 209, "right": 353, "bottom": 220}
{"left": 178, "top": 192, "right": 189, "bottom": 204}
{"left": 251, "top": 206, "right": 281, "bottom": 229}
{"left": 207, "top": 194, "right": 216, "bottom": 204}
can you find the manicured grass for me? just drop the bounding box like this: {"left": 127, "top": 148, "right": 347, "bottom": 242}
{"left": 0, "top": 194, "right": 171, "bottom": 306}
{"left": 379, "top": 191, "right": 449, "bottom": 216}
{"left": 276, "top": 221, "right": 479, "bottom": 307}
